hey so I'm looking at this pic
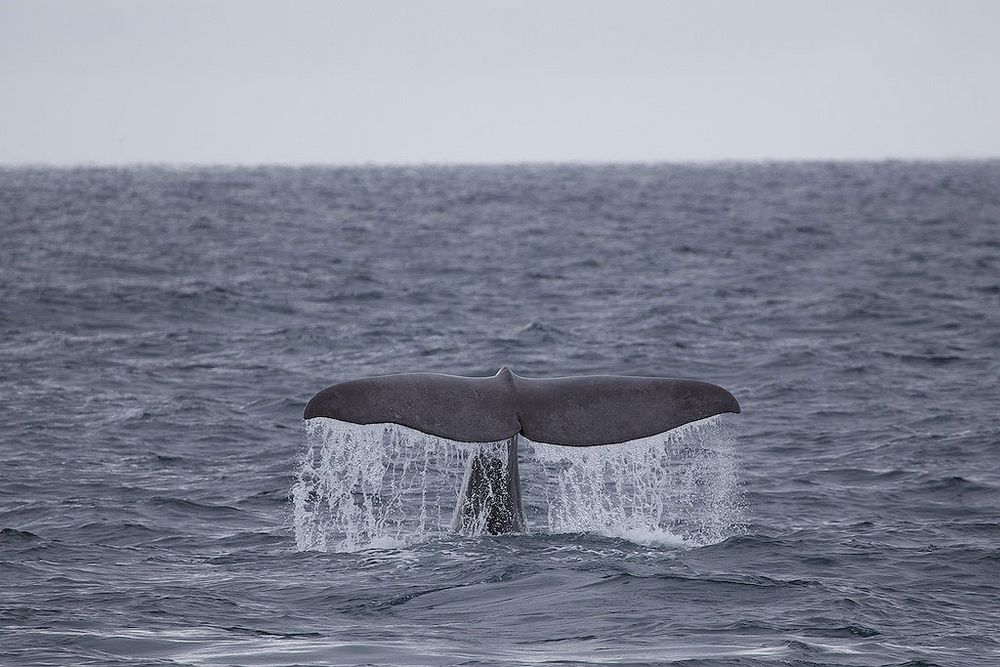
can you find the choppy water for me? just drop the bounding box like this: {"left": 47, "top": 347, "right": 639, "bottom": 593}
{"left": 2, "top": 162, "right": 999, "bottom": 666}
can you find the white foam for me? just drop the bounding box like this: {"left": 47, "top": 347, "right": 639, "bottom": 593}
{"left": 291, "top": 419, "right": 505, "bottom": 552}
{"left": 597, "top": 525, "right": 693, "bottom": 547}
{"left": 522, "top": 414, "right": 745, "bottom": 546}
{"left": 291, "top": 415, "right": 745, "bottom": 552}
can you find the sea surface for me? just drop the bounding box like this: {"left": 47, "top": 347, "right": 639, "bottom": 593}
{"left": 2, "top": 162, "right": 999, "bottom": 666}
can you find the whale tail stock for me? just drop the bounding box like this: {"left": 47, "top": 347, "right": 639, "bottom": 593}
{"left": 303, "top": 368, "right": 740, "bottom": 534}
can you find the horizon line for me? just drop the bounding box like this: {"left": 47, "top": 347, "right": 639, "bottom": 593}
{"left": 2, "top": 156, "right": 1000, "bottom": 170}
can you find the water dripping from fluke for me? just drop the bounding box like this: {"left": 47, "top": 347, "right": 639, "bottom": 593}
{"left": 293, "top": 370, "right": 745, "bottom": 552}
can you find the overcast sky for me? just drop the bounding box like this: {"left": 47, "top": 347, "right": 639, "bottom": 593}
{"left": 2, "top": 0, "right": 998, "bottom": 164}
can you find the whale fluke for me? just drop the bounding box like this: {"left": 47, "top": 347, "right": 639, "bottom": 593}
{"left": 303, "top": 368, "right": 740, "bottom": 535}
{"left": 303, "top": 368, "right": 740, "bottom": 446}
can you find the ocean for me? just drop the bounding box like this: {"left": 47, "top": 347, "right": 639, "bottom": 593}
{"left": 1, "top": 162, "right": 998, "bottom": 666}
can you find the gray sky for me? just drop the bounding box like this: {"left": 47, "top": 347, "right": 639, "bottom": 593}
{"left": 2, "top": 0, "right": 998, "bottom": 164}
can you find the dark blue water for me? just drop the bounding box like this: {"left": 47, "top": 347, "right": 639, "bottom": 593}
{"left": 2, "top": 162, "right": 999, "bottom": 666}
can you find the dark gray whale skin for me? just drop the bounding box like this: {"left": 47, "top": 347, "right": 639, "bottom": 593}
{"left": 303, "top": 368, "right": 740, "bottom": 446}
{"left": 450, "top": 437, "right": 526, "bottom": 534}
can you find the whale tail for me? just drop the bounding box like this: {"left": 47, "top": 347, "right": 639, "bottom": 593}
{"left": 304, "top": 368, "right": 740, "bottom": 534}
{"left": 451, "top": 436, "right": 526, "bottom": 534}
